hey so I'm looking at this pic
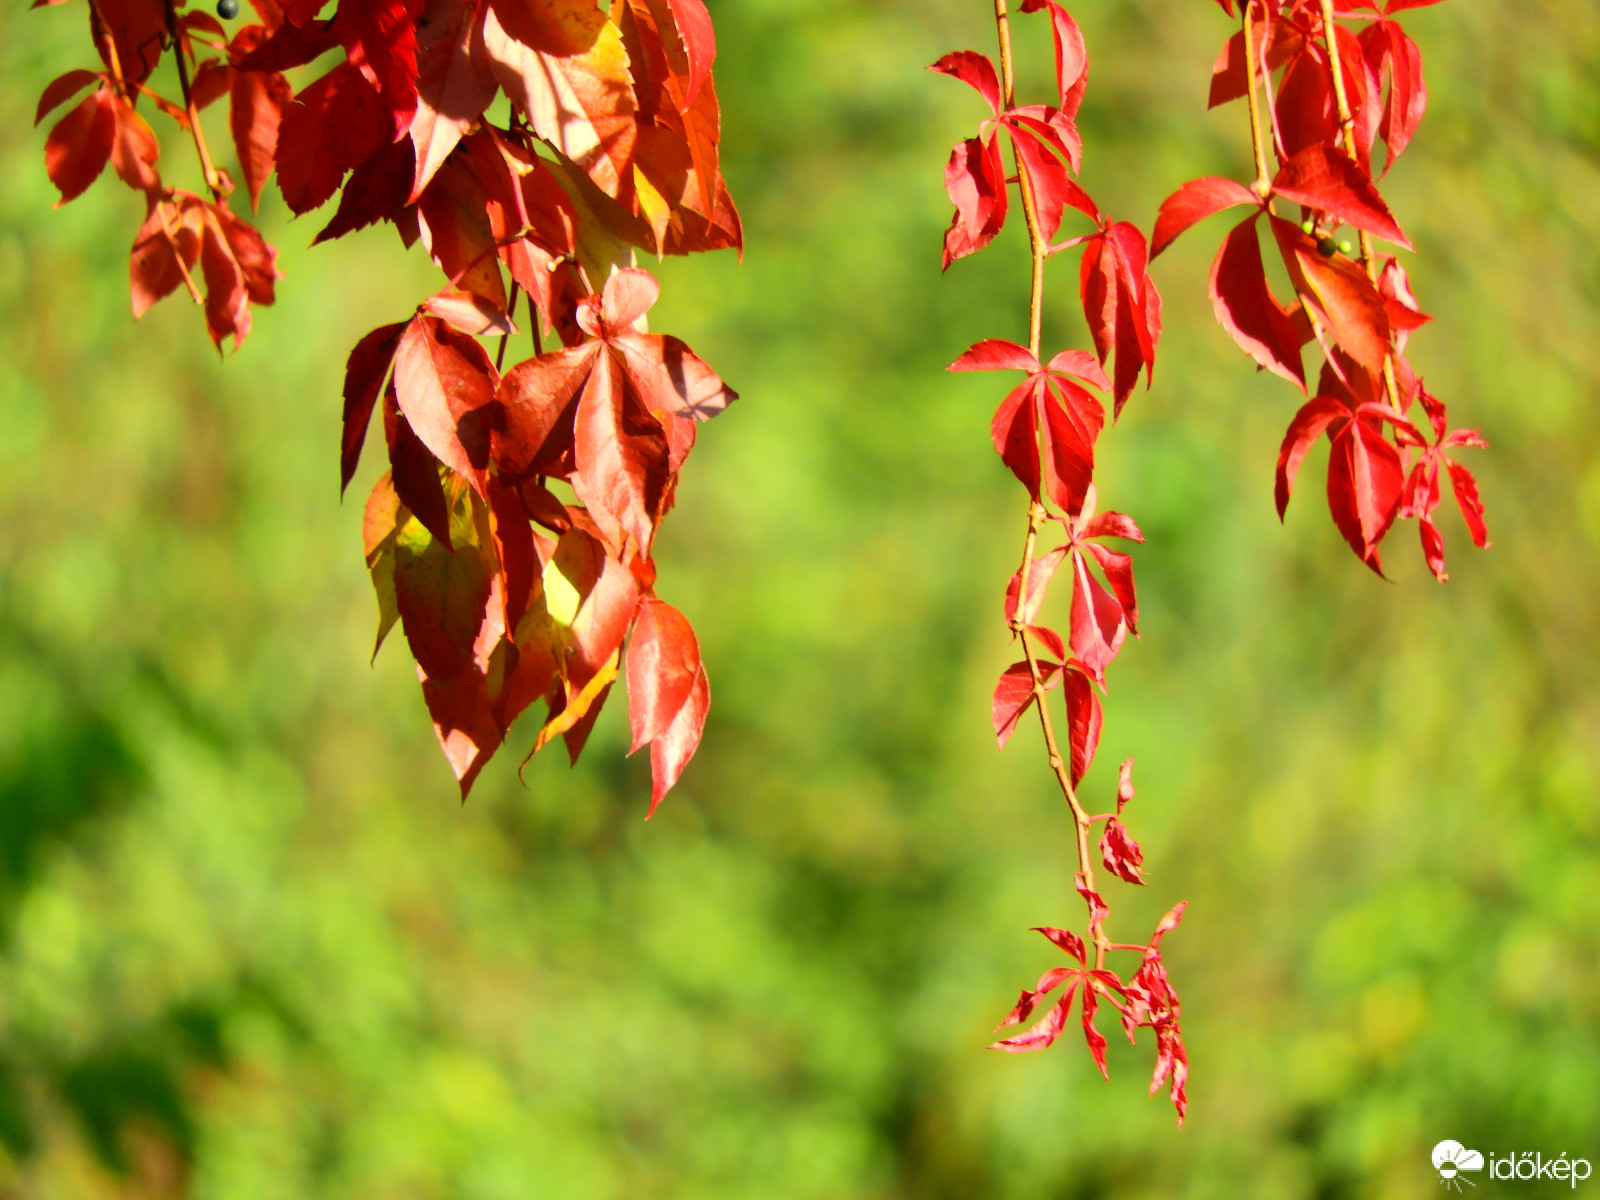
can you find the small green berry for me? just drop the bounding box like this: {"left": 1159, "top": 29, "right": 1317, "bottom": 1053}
{"left": 1339, "top": 239, "right": 1355, "bottom": 257}
{"left": 217, "top": 0, "right": 240, "bottom": 19}
{"left": 1316, "top": 235, "right": 1338, "bottom": 258}
{"left": 1301, "top": 218, "right": 1316, "bottom": 236}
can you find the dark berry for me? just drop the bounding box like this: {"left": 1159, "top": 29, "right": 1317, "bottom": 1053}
{"left": 1316, "top": 235, "right": 1338, "bottom": 258}
{"left": 217, "top": 0, "right": 240, "bottom": 19}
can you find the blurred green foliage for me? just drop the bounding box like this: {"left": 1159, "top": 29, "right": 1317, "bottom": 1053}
{"left": 2, "top": 0, "right": 1599, "bottom": 1196}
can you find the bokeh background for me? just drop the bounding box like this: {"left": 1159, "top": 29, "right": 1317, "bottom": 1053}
{"left": 2, "top": 0, "right": 1599, "bottom": 1195}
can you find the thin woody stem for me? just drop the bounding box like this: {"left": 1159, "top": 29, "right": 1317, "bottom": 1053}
{"left": 1241, "top": 2, "right": 1273, "bottom": 193}
{"left": 163, "top": 0, "right": 227, "bottom": 200}
{"left": 993, "top": 0, "right": 1110, "bottom": 968}
{"left": 1317, "top": 0, "right": 1406, "bottom": 411}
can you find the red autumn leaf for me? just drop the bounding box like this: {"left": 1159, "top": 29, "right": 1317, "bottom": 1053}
{"left": 1361, "top": 19, "right": 1427, "bottom": 172}
{"left": 408, "top": 0, "right": 498, "bottom": 199}
{"left": 1019, "top": 0, "right": 1088, "bottom": 123}
{"left": 1209, "top": 214, "right": 1308, "bottom": 388}
{"left": 626, "top": 596, "right": 701, "bottom": 752}
{"left": 648, "top": 662, "right": 707, "bottom": 814}
{"left": 384, "top": 387, "right": 454, "bottom": 549}
{"left": 424, "top": 289, "right": 518, "bottom": 337}
{"left": 228, "top": 33, "right": 293, "bottom": 210}
{"left": 1399, "top": 386, "right": 1489, "bottom": 580}
{"left": 392, "top": 313, "right": 500, "bottom": 493}
{"left": 342, "top": 321, "right": 407, "bottom": 494}
{"left": 993, "top": 657, "right": 1061, "bottom": 749}
{"left": 34, "top": 69, "right": 101, "bottom": 126}
{"left": 1100, "top": 817, "right": 1144, "bottom": 884}
{"left": 1151, "top": 175, "right": 1258, "bottom": 258}
{"left": 1207, "top": 19, "right": 1299, "bottom": 109}
{"left": 1271, "top": 216, "right": 1391, "bottom": 379}
{"left": 992, "top": 970, "right": 1079, "bottom": 1052}
{"left": 392, "top": 489, "right": 494, "bottom": 681}
{"left": 940, "top": 134, "right": 1009, "bottom": 269}
{"left": 276, "top": 61, "right": 389, "bottom": 213}
{"left": 44, "top": 88, "right": 116, "bottom": 204}
{"left": 1080, "top": 222, "right": 1160, "bottom": 415}
{"left": 954, "top": 340, "right": 1108, "bottom": 514}
{"left": 1061, "top": 664, "right": 1102, "bottom": 786}
{"left": 108, "top": 92, "right": 161, "bottom": 194}
{"left": 417, "top": 153, "right": 509, "bottom": 307}
{"left": 1271, "top": 143, "right": 1410, "bottom": 247}
{"left": 483, "top": 0, "right": 638, "bottom": 201}
{"left": 1116, "top": 756, "right": 1135, "bottom": 812}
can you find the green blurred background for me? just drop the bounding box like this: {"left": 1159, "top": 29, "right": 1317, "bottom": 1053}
{"left": 2, "top": 0, "right": 1599, "bottom": 1195}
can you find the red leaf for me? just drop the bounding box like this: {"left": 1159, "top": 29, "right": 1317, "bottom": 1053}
{"left": 1100, "top": 817, "right": 1145, "bottom": 885}
{"left": 1326, "top": 407, "right": 1405, "bottom": 572}
{"left": 393, "top": 314, "right": 500, "bottom": 493}
{"left": 408, "top": 0, "right": 498, "bottom": 199}
{"left": 1151, "top": 176, "right": 1258, "bottom": 257}
{"left": 1019, "top": 0, "right": 1088, "bottom": 119}
{"left": 1272, "top": 217, "right": 1391, "bottom": 378}
{"left": 424, "top": 289, "right": 518, "bottom": 337}
{"left": 392, "top": 496, "right": 493, "bottom": 680}
{"left": 626, "top": 597, "right": 702, "bottom": 752}
{"left": 1446, "top": 461, "right": 1489, "bottom": 548}
{"left": 342, "top": 321, "right": 407, "bottom": 494}
{"left": 1209, "top": 214, "right": 1307, "bottom": 389}
{"left": 572, "top": 348, "right": 670, "bottom": 556}
{"left": 1033, "top": 925, "right": 1087, "bottom": 963}
{"left": 384, "top": 390, "right": 453, "bottom": 549}
{"left": 993, "top": 658, "right": 1061, "bottom": 748}
{"left": 35, "top": 70, "right": 101, "bottom": 126}
{"left": 952, "top": 338, "right": 1039, "bottom": 374}
{"left": 228, "top": 31, "right": 292, "bottom": 210}
{"left": 928, "top": 50, "right": 1002, "bottom": 115}
{"left": 992, "top": 979, "right": 1077, "bottom": 1052}
{"left": 45, "top": 89, "right": 116, "bottom": 204}
{"left": 275, "top": 62, "right": 387, "bottom": 214}
{"left": 1271, "top": 144, "right": 1409, "bottom": 247}
{"left": 648, "top": 663, "right": 708, "bottom": 814}
{"left": 1080, "top": 979, "right": 1109, "bottom": 1078}
{"left": 942, "top": 134, "right": 1009, "bottom": 269}
{"left": 1275, "top": 394, "right": 1346, "bottom": 519}
{"left": 1062, "top": 665, "right": 1102, "bottom": 786}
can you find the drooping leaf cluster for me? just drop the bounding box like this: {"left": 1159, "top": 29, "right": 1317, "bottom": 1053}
{"left": 934, "top": 0, "right": 1188, "bottom": 1124}
{"left": 35, "top": 0, "right": 740, "bottom": 803}
{"left": 1153, "top": 0, "right": 1485, "bottom": 580}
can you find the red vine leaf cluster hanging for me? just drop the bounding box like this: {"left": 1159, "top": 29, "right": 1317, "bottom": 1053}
{"left": 35, "top": 0, "right": 741, "bottom": 802}
{"left": 934, "top": 0, "right": 1187, "bottom": 1124}
{"left": 1153, "top": 0, "right": 1484, "bottom": 580}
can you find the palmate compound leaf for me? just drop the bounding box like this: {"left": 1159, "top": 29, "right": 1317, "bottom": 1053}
{"left": 494, "top": 268, "right": 735, "bottom": 558}
{"left": 1399, "top": 386, "right": 1489, "bottom": 581}
{"left": 129, "top": 192, "right": 281, "bottom": 352}
{"left": 951, "top": 339, "right": 1108, "bottom": 515}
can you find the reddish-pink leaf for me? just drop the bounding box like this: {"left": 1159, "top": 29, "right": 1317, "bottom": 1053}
{"left": 647, "top": 663, "right": 708, "bottom": 815}
{"left": 1209, "top": 215, "right": 1307, "bottom": 389}
{"left": 1446, "top": 461, "right": 1489, "bottom": 548}
{"left": 993, "top": 658, "right": 1061, "bottom": 748}
{"left": 1272, "top": 217, "right": 1391, "bottom": 378}
{"left": 1033, "top": 925, "right": 1087, "bottom": 963}
{"left": 35, "top": 70, "right": 100, "bottom": 126}
{"left": 45, "top": 89, "right": 116, "bottom": 204}
{"left": 342, "top": 321, "right": 407, "bottom": 494}
{"left": 1019, "top": 0, "right": 1088, "bottom": 118}
{"left": 992, "top": 980, "right": 1077, "bottom": 1052}
{"left": 951, "top": 338, "right": 1039, "bottom": 374}
{"left": 1271, "top": 144, "right": 1409, "bottom": 247}
{"left": 942, "top": 134, "right": 1009, "bottom": 269}
{"left": 409, "top": 0, "right": 498, "bottom": 199}
{"left": 1151, "top": 176, "right": 1258, "bottom": 257}
{"left": 229, "top": 52, "right": 292, "bottom": 210}
{"left": 1080, "top": 979, "right": 1109, "bottom": 1078}
{"left": 1101, "top": 817, "right": 1145, "bottom": 885}
{"left": 275, "top": 62, "right": 387, "bottom": 214}
{"left": 626, "top": 597, "right": 702, "bottom": 752}
{"left": 573, "top": 349, "right": 670, "bottom": 556}
{"left": 393, "top": 314, "right": 500, "bottom": 493}
{"left": 1275, "top": 395, "right": 1346, "bottom": 519}
{"left": 928, "top": 50, "right": 1002, "bottom": 115}
{"left": 424, "top": 289, "right": 519, "bottom": 337}
{"left": 1062, "top": 665, "right": 1102, "bottom": 785}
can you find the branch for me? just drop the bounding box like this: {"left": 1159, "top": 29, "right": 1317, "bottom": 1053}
{"left": 992, "top": 0, "right": 1109, "bottom": 968}
{"left": 163, "top": 0, "right": 228, "bottom": 201}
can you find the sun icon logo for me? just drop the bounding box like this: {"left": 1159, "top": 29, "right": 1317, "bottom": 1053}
{"left": 1432, "top": 1141, "right": 1485, "bottom": 1190}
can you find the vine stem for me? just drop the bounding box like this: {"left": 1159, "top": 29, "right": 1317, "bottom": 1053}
{"left": 1240, "top": 2, "right": 1273, "bottom": 193}
{"left": 1317, "top": 0, "right": 1406, "bottom": 412}
{"left": 163, "top": 0, "right": 227, "bottom": 200}
{"left": 992, "top": 0, "right": 1109, "bottom": 969}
